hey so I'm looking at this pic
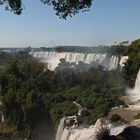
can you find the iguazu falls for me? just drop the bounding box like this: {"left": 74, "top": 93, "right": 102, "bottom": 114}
{"left": 0, "top": 41, "right": 140, "bottom": 140}
{"left": 30, "top": 51, "right": 120, "bottom": 71}
{"left": 0, "top": 1, "right": 140, "bottom": 140}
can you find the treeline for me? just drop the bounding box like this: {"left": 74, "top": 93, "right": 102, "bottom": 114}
{"left": 37, "top": 45, "right": 128, "bottom": 55}
{"left": 1, "top": 44, "right": 128, "bottom": 56}
{"left": 0, "top": 47, "right": 32, "bottom": 65}
{"left": 0, "top": 60, "right": 125, "bottom": 139}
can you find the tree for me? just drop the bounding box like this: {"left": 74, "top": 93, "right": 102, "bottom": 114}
{"left": 122, "top": 39, "right": 140, "bottom": 87}
{"left": 0, "top": 0, "right": 93, "bottom": 19}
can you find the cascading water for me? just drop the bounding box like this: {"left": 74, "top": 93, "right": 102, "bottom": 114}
{"left": 55, "top": 117, "right": 66, "bottom": 140}
{"left": 119, "top": 56, "right": 128, "bottom": 67}
{"left": 134, "top": 69, "right": 140, "bottom": 96}
{"left": 55, "top": 102, "right": 84, "bottom": 140}
{"left": 127, "top": 68, "right": 140, "bottom": 105}
{"left": 30, "top": 51, "right": 120, "bottom": 71}
{"left": 60, "top": 119, "right": 102, "bottom": 140}
{"left": 55, "top": 97, "right": 130, "bottom": 140}
{"left": 73, "top": 101, "right": 87, "bottom": 116}
{"left": 108, "top": 55, "right": 119, "bottom": 70}
{"left": 56, "top": 117, "right": 127, "bottom": 140}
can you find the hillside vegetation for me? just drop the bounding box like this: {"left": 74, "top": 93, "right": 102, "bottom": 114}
{"left": 0, "top": 61, "right": 125, "bottom": 139}
{"left": 123, "top": 39, "right": 140, "bottom": 87}
{"left": 0, "top": 39, "right": 139, "bottom": 139}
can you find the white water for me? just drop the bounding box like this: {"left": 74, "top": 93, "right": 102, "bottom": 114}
{"left": 119, "top": 56, "right": 128, "bottom": 67}
{"left": 73, "top": 101, "right": 87, "bottom": 116}
{"left": 55, "top": 101, "right": 127, "bottom": 140}
{"left": 53, "top": 55, "right": 133, "bottom": 140}
{"left": 1, "top": 114, "right": 4, "bottom": 122}
{"left": 56, "top": 118, "right": 127, "bottom": 140}
{"left": 56, "top": 117, "right": 66, "bottom": 140}
{"left": 56, "top": 118, "right": 102, "bottom": 140}
{"left": 127, "top": 68, "right": 140, "bottom": 105}
{"left": 30, "top": 51, "right": 120, "bottom": 71}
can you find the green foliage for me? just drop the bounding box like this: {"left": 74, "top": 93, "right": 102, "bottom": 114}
{"left": 108, "top": 45, "right": 128, "bottom": 55}
{"left": 0, "top": 60, "right": 46, "bottom": 138}
{"left": 0, "top": 0, "right": 93, "bottom": 19}
{"left": 49, "top": 101, "right": 77, "bottom": 123}
{"left": 37, "top": 45, "right": 127, "bottom": 55}
{"left": 110, "top": 114, "right": 122, "bottom": 123}
{"left": 0, "top": 51, "right": 11, "bottom": 64}
{"left": 122, "top": 39, "right": 140, "bottom": 87}
{"left": 0, "top": 59, "right": 125, "bottom": 138}
{"left": 134, "top": 113, "right": 140, "bottom": 120}
{"left": 0, "top": 48, "right": 32, "bottom": 67}
{"left": 0, "top": 120, "right": 23, "bottom": 140}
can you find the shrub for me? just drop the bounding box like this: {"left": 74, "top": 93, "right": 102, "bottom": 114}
{"left": 110, "top": 114, "right": 121, "bottom": 123}
{"left": 134, "top": 113, "right": 140, "bottom": 120}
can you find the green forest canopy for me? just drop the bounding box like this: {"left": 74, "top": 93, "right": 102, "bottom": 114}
{"left": 0, "top": 60, "right": 125, "bottom": 138}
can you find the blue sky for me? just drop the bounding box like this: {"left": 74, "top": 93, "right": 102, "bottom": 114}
{"left": 0, "top": 0, "right": 140, "bottom": 47}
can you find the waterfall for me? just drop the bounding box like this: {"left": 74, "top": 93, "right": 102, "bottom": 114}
{"left": 1, "top": 114, "right": 4, "bottom": 122}
{"left": 119, "top": 56, "right": 128, "bottom": 67}
{"left": 56, "top": 118, "right": 126, "bottom": 140}
{"left": 108, "top": 56, "right": 119, "bottom": 70}
{"left": 127, "top": 68, "right": 140, "bottom": 105}
{"left": 56, "top": 118, "right": 127, "bottom": 140}
{"left": 55, "top": 117, "right": 66, "bottom": 140}
{"left": 134, "top": 69, "right": 140, "bottom": 95}
{"left": 73, "top": 101, "right": 87, "bottom": 116}
{"left": 30, "top": 51, "right": 120, "bottom": 71}
{"left": 59, "top": 119, "right": 102, "bottom": 140}
{"left": 55, "top": 100, "right": 128, "bottom": 140}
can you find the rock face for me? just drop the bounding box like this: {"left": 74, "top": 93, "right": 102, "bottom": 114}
{"left": 30, "top": 51, "right": 122, "bottom": 71}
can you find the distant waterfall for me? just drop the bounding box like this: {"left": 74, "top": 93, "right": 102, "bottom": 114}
{"left": 108, "top": 56, "right": 119, "bottom": 70}
{"left": 127, "top": 68, "right": 140, "bottom": 105}
{"left": 30, "top": 51, "right": 120, "bottom": 71}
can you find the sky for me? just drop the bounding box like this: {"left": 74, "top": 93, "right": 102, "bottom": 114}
{"left": 0, "top": 0, "right": 140, "bottom": 48}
